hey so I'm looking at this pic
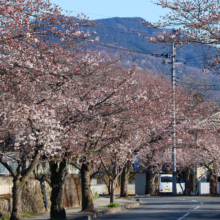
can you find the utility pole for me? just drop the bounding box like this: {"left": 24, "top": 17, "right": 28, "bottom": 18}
{"left": 159, "top": 42, "right": 185, "bottom": 195}
{"left": 154, "top": 43, "right": 186, "bottom": 196}
{"left": 171, "top": 42, "right": 177, "bottom": 196}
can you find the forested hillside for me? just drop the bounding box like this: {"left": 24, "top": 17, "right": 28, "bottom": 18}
{"left": 80, "top": 17, "right": 220, "bottom": 92}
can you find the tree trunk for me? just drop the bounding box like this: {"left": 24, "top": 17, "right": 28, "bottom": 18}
{"left": 209, "top": 168, "right": 218, "bottom": 195}
{"left": 0, "top": 150, "right": 40, "bottom": 220}
{"left": 213, "top": 162, "right": 219, "bottom": 195}
{"left": 108, "top": 179, "right": 111, "bottom": 195}
{"left": 120, "top": 161, "right": 131, "bottom": 197}
{"left": 184, "top": 168, "right": 190, "bottom": 195}
{"left": 145, "top": 167, "right": 156, "bottom": 195}
{"left": 50, "top": 159, "right": 68, "bottom": 219}
{"left": 110, "top": 181, "right": 115, "bottom": 203}
{"left": 81, "top": 163, "right": 94, "bottom": 211}
{"left": 10, "top": 179, "right": 23, "bottom": 220}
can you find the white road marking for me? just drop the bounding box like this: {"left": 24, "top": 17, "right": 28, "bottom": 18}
{"left": 194, "top": 206, "right": 200, "bottom": 210}
{"left": 192, "top": 200, "right": 198, "bottom": 202}
{"left": 178, "top": 213, "right": 190, "bottom": 220}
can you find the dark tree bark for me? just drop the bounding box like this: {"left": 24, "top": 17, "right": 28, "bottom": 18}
{"left": 10, "top": 179, "right": 23, "bottom": 220}
{"left": 50, "top": 159, "right": 68, "bottom": 219}
{"left": 145, "top": 166, "right": 156, "bottom": 195}
{"left": 209, "top": 166, "right": 219, "bottom": 195}
{"left": 110, "top": 180, "right": 116, "bottom": 203}
{"left": 109, "top": 168, "right": 122, "bottom": 203}
{"left": 81, "top": 163, "right": 94, "bottom": 211}
{"left": 120, "top": 161, "right": 131, "bottom": 197}
{"left": 107, "top": 179, "right": 111, "bottom": 195}
{"left": 2, "top": 149, "right": 41, "bottom": 220}
{"left": 100, "top": 156, "right": 123, "bottom": 204}
{"left": 183, "top": 168, "right": 190, "bottom": 195}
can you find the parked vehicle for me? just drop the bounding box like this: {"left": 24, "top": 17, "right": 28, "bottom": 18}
{"left": 155, "top": 174, "right": 173, "bottom": 194}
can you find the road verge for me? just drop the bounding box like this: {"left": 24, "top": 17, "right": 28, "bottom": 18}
{"left": 72, "top": 201, "right": 140, "bottom": 220}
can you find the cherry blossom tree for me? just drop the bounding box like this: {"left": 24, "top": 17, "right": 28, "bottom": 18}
{"left": 0, "top": 0, "right": 100, "bottom": 107}
{"left": 99, "top": 115, "right": 140, "bottom": 202}
{"left": 13, "top": 50, "right": 136, "bottom": 215}
{"left": 38, "top": 58, "right": 136, "bottom": 214}
{"left": 101, "top": 132, "right": 144, "bottom": 203}
{"left": 64, "top": 65, "right": 138, "bottom": 210}
{"left": 0, "top": 100, "right": 64, "bottom": 220}
{"left": 0, "top": 1, "right": 101, "bottom": 219}
{"left": 197, "top": 132, "right": 220, "bottom": 195}
{"left": 190, "top": 113, "right": 220, "bottom": 195}
{"left": 126, "top": 73, "right": 173, "bottom": 195}
{"left": 175, "top": 130, "right": 220, "bottom": 195}
{"left": 133, "top": 70, "right": 217, "bottom": 195}
{"left": 120, "top": 160, "right": 132, "bottom": 198}
{"left": 98, "top": 74, "right": 173, "bottom": 200}
{"left": 172, "top": 86, "right": 218, "bottom": 194}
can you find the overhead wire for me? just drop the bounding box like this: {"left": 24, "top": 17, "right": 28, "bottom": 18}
{"left": 59, "top": 8, "right": 146, "bottom": 22}
{"left": 59, "top": 9, "right": 220, "bottom": 89}
{"left": 93, "top": 42, "right": 166, "bottom": 56}
{"left": 87, "top": 24, "right": 159, "bottom": 36}
{"left": 61, "top": 8, "right": 220, "bottom": 68}
{"left": 59, "top": 8, "right": 164, "bottom": 37}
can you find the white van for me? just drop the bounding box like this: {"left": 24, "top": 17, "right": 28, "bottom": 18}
{"left": 155, "top": 174, "right": 173, "bottom": 194}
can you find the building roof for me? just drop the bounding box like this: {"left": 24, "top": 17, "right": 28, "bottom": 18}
{"left": 193, "top": 112, "right": 220, "bottom": 130}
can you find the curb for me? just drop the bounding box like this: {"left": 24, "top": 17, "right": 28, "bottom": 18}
{"left": 71, "top": 201, "right": 140, "bottom": 220}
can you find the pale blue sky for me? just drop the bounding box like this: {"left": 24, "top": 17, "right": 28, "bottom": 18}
{"left": 48, "top": 0, "right": 170, "bottom": 23}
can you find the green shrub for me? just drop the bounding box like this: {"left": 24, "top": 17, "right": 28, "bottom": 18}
{"left": 106, "top": 203, "right": 121, "bottom": 208}
{"left": 91, "top": 188, "right": 99, "bottom": 199}
{"left": 93, "top": 191, "right": 100, "bottom": 199}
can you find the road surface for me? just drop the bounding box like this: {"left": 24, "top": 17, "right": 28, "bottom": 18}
{"left": 97, "top": 196, "right": 220, "bottom": 220}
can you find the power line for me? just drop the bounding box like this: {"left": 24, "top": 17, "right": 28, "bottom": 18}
{"left": 88, "top": 24, "right": 158, "bottom": 36}
{"left": 60, "top": 8, "right": 160, "bottom": 37}
{"left": 60, "top": 8, "right": 145, "bottom": 22}
{"left": 50, "top": 6, "right": 220, "bottom": 67}
{"left": 57, "top": 10, "right": 220, "bottom": 80}
{"left": 60, "top": 9, "right": 220, "bottom": 71}
{"left": 93, "top": 42, "right": 167, "bottom": 56}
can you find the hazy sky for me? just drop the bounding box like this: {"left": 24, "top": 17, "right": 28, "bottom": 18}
{"left": 48, "top": 0, "right": 170, "bottom": 23}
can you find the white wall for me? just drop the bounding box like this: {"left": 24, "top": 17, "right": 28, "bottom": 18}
{"left": 0, "top": 177, "right": 13, "bottom": 195}
{"left": 197, "top": 166, "right": 209, "bottom": 182}
{"left": 199, "top": 182, "right": 210, "bottom": 195}
{"left": 91, "top": 184, "right": 103, "bottom": 195}
{"left": 177, "top": 183, "right": 185, "bottom": 194}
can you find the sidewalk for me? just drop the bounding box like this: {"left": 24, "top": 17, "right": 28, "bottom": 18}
{"left": 21, "top": 197, "right": 140, "bottom": 220}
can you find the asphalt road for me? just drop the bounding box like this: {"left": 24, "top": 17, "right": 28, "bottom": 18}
{"left": 97, "top": 196, "right": 220, "bottom": 220}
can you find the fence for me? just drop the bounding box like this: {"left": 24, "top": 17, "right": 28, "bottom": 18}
{"left": 2, "top": 180, "right": 217, "bottom": 196}
{"left": 0, "top": 162, "right": 79, "bottom": 176}
{"left": 90, "top": 184, "right": 135, "bottom": 195}
{"left": 0, "top": 176, "right": 13, "bottom": 195}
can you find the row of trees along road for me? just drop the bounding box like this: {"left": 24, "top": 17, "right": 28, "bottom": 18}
{"left": 0, "top": 0, "right": 220, "bottom": 220}
{"left": 141, "top": 0, "right": 220, "bottom": 195}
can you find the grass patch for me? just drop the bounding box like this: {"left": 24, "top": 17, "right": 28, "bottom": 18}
{"left": 106, "top": 203, "right": 121, "bottom": 208}
{"left": 22, "top": 213, "right": 38, "bottom": 218}
{"left": 2, "top": 212, "right": 37, "bottom": 220}
{"left": 1, "top": 215, "right": 10, "bottom": 220}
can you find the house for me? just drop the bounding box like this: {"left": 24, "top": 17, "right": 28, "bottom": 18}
{"left": 191, "top": 111, "right": 220, "bottom": 194}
